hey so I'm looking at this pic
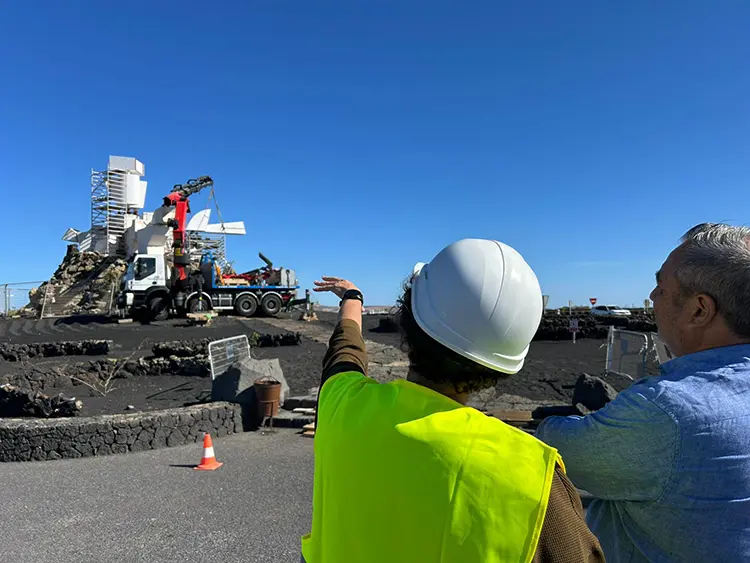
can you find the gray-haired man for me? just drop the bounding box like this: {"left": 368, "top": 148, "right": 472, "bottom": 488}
{"left": 536, "top": 223, "right": 750, "bottom": 563}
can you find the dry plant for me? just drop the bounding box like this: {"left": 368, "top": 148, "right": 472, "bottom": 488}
{"left": 68, "top": 338, "right": 149, "bottom": 396}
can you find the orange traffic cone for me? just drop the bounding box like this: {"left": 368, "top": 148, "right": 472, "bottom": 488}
{"left": 194, "top": 433, "right": 223, "bottom": 471}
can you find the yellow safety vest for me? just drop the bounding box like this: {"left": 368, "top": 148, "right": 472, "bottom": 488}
{"left": 301, "top": 372, "right": 564, "bottom": 563}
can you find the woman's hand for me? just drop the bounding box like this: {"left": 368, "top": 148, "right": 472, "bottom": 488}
{"left": 314, "top": 276, "right": 363, "bottom": 330}
{"left": 313, "top": 277, "right": 360, "bottom": 299}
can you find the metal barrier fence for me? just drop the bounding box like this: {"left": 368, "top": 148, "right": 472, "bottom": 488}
{"left": 650, "top": 332, "right": 675, "bottom": 364}
{"left": 208, "top": 335, "right": 251, "bottom": 380}
{"left": 0, "top": 281, "right": 45, "bottom": 316}
{"left": 604, "top": 327, "right": 674, "bottom": 380}
{"left": 605, "top": 327, "right": 649, "bottom": 380}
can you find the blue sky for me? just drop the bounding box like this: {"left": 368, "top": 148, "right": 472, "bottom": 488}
{"left": 2, "top": 1, "right": 750, "bottom": 308}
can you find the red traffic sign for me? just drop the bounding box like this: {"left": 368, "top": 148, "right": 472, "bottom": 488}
{"left": 589, "top": 297, "right": 597, "bottom": 305}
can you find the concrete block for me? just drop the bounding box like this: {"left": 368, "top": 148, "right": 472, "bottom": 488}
{"left": 211, "top": 357, "right": 289, "bottom": 406}
{"left": 283, "top": 395, "right": 318, "bottom": 410}
{"left": 270, "top": 409, "right": 315, "bottom": 429}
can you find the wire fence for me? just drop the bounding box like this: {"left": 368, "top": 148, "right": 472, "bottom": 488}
{"left": 0, "top": 281, "right": 45, "bottom": 316}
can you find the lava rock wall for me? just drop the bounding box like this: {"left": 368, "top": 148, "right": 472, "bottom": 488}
{"left": 0, "top": 384, "right": 82, "bottom": 418}
{"left": 533, "top": 314, "right": 657, "bottom": 341}
{"left": 151, "top": 332, "right": 303, "bottom": 358}
{"left": 0, "top": 402, "right": 244, "bottom": 462}
{"left": 0, "top": 340, "right": 112, "bottom": 362}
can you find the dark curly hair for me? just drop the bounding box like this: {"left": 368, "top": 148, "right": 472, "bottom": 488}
{"left": 395, "top": 282, "right": 510, "bottom": 395}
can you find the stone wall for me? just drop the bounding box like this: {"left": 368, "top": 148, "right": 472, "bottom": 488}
{"left": 0, "top": 340, "right": 112, "bottom": 362}
{"left": 0, "top": 401, "right": 245, "bottom": 462}
{"left": 534, "top": 314, "right": 657, "bottom": 341}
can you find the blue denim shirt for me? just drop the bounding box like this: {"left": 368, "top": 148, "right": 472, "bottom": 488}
{"left": 536, "top": 344, "right": 750, "bottom": 563}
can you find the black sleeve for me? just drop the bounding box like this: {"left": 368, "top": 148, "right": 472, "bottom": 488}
{"left": 315, "top": 319, "right": 368, "bottom": 426}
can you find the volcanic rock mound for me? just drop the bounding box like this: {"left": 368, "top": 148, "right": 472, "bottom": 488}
{"left": 0, "top": 384, "right": 82, "bottom": 418}
{"left": 19, "top": 245, "right": 127, "bottom": 318}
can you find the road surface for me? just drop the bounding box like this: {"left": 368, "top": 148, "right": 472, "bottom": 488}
{"left": 0, "top": 429, "right": 314, "bottom": 563}
{"left": 0, "top": 427, "right": 593, "bottom": 563}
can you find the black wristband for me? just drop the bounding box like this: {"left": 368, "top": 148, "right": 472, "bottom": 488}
{"left": 340, "top": 289, "right": 364, "bottom": 307}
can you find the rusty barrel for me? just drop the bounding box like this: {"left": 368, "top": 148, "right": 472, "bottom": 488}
{"left": 254, "top": 377, "right": 281, "bottom": 417}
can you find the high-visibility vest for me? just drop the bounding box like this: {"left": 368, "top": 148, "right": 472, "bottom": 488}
{"left": 301, "top": 372, "right": 564, "bottom": 563}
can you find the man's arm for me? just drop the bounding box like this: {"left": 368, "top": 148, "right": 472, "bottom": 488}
{"left": 535, "top": 384, "right": 679, "bottom": 501}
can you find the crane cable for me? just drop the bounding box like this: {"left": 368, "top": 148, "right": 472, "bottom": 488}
{"left": 207, "top": 188, "right": 227, "bottom": 234}
{"left": 206, "top": 187, "right": 232, "bottom": 273}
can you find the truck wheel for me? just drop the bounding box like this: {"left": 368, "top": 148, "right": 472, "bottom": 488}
{"left": 234, "top": 294, "right": 258, "bottom": 317}
{"left": 148, "top": 296, "right": 169, "bottom": 321}
{"left": 188, "top": 295, "right": 211, "bottom": 313}
{"left": 261, "top": 293, "right": 282, "bottom": 317}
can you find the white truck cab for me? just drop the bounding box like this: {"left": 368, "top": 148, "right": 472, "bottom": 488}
{"left": 123, "top": 254, "right": 168, "bottom": 292}
{"left": 117, "top": 254, "right": 171, "bottom": 318}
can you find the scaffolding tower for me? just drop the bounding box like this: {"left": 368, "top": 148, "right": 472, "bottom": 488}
{"left": 89, "top": 156, "right": 146, "bottom": 257}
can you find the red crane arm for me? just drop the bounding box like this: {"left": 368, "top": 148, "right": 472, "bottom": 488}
{"left": 162, "top": 176, "right": 214, "bottom": 281}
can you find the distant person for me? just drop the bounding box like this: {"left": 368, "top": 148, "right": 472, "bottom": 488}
{"left": 301, "top": 239, "right": 604, "bottom": 563}
{"left": 536, "top": 223, "right": 750, "bottom": 562}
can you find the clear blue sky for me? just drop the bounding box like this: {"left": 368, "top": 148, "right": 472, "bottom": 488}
{"left": 2, "top": 1, "right": 750, "bottom": 308}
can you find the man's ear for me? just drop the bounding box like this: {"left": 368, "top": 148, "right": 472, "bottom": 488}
{"left": 690, "top": 293, "right": 717, "bottom": 327}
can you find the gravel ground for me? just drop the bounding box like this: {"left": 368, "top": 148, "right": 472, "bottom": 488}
{"left": 0, "top": 313, "right": 639, "bottom": 416}
{"left": 317, "top": 311, "right": 637, "bottom": 405}
{"left": 0, "top": 316, "right": 327, "bottom": 414}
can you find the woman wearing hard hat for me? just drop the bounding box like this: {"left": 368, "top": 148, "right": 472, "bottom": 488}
{"left": 301, "top": 239, "right": 604, "bottom": 563}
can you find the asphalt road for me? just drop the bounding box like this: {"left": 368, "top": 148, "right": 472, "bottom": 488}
{"left": 0, "top": 429, "right": 314, "bottom": 563}
{"left": 0, "top": 426, "right": 593, "bottom": 563}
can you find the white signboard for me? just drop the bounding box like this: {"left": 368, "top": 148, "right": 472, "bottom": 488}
{"left": 569, "top": 318, "right": 579, "bottom": 344}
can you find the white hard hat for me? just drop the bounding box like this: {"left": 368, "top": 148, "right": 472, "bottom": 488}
{"left": 411, "top": 238, "right": 542, "bottom": 375}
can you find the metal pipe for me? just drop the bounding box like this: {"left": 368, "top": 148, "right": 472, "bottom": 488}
{"left": 258, "top": 252, "right": 273, "bottom": 267}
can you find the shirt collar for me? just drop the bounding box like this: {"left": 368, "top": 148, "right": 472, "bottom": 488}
{"left": 660, "top": 343, "right": 750, "bottom": 375}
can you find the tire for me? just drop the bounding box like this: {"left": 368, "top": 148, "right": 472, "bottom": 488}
{"left": 188, "top": 294, "right": 211, "bottom": 313}
{"left": 261, "top": 293, "right": 283, "bottom": 317}
{"left": 234, "top": 294, "right": 258, "bottom": 317}
{"left": 148, "top": 295, "right": 169, "bottom": 321}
